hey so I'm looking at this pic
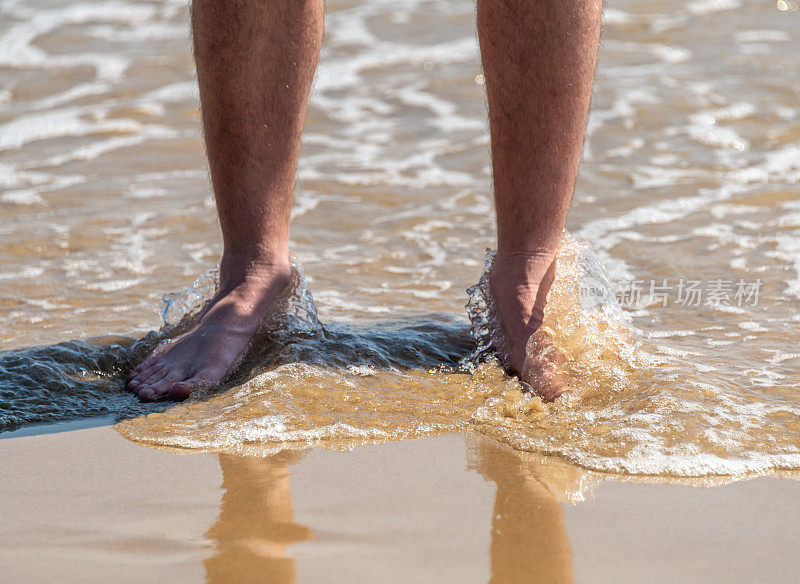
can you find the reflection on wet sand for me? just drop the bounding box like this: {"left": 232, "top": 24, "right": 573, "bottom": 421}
{"left": 472, "top": 439, "right": 573, "bottom": 584}
{"left": 205, "top": 452, "right": 313, "bottom": 584}
{"left": 204, "top": 438, "right": 573, "bottom": 583}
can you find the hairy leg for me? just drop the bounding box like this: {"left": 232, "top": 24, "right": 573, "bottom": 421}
{"left": 128, "top": 0, "right": 324, "bottom": 400}
{"left": 477, "top": 0, "right": 602, "bottom": 399}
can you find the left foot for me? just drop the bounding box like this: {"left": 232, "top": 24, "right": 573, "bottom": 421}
{"left": 127, "top": 262, "right": 292, "bottom": 401}
{"left": 488, "top": 250, "right": 570, "bottom": 401}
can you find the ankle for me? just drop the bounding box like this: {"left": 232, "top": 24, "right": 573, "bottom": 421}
{"left": 494, "top": 246, "right": 559, "bottom": 263}
{"left": 488, "top": 247, "right": 559, "bottom": 334}
{"left": 491, "top": 248, "right": 558, "bottom": 286}
{"left": 219, "top": 252, "right": 291, "bottom": 293}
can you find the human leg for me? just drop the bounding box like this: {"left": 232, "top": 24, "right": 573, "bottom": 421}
{"left": 128, "top": 0, "right": 324, "bottom": 400}
{"left": 477, "top": 0, "right": 602, "bottom": 398}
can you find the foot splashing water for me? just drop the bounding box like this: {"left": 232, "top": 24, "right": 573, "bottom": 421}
{"left": 120, "top": 237, "right": 800, "bottom": 478}
{"left": 3, "top": 238, "right": 800, "bottom": 479}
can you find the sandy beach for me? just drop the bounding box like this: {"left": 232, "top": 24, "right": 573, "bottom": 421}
{"left": 2, "top": 0, "right": 800, "bottom": 581}
{"left": 2, "top": 423, "right": 799, "bottom": 583}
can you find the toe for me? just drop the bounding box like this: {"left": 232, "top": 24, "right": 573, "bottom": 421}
{"left": 136, "top": 364, "right": 175, "bottom": 387}
{"left": 132, "top": 355, "right": 159, "bottom": 376}
{"left": 128, "top": 367, "right": 156, "bottom": 392}
{"left": 128, "top": 361, "right": 161, "bottom": 386}
{"left": 165, "top": 368, "right": 222, "bottom": 401}
{"left": 136, "top": 369, "right": 181, "bottom": 399}
{"left": 137, "top": 386, "right": 157, "bottom": 401}
{"left": 167, "top": 381, "right": 193, "bottom": 401}
{"left": 149, "top": 374, "right": 186, "bottom": 400}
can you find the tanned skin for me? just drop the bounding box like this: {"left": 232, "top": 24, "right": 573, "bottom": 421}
{"left": 128, "top": 0, "right": 602, "bottom": 401}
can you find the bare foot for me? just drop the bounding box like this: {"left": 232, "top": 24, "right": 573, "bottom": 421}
{"left": 488, "top": 250, "right": 570, "bottom": 401}
{"left": 127, "top": 261, "right": 292, "bottom": 401}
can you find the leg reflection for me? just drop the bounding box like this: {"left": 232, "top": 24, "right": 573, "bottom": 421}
{"left": 471, "top": 438, "right": 574, "bottom": 584}
{"left": 205, "top": 451, "right": 313, "bottom": 584}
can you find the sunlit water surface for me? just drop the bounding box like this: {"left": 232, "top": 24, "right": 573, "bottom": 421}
{"left": 1, "top": 0, "right": 800, "bottom": 476}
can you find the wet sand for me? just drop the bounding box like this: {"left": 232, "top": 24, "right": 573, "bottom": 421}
{"left": 3, "top": 0, "right": 800, "bottom": 579}
{"left": 2, "top": 424, "right": 798, "bottom": 583}
{"left": 4, "top": 0, "right": 800, "bottom": 476}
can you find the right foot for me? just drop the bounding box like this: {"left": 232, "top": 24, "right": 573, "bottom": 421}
{"left": 488, "top": 250, "right": 570, "bottom": 401}
{"left": 127, "top": 261, "right": 292, "bottom": 401}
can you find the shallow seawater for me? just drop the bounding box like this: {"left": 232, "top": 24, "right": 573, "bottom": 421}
{"left": 1, "top": 0, "right": 800, "bottom": 477}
